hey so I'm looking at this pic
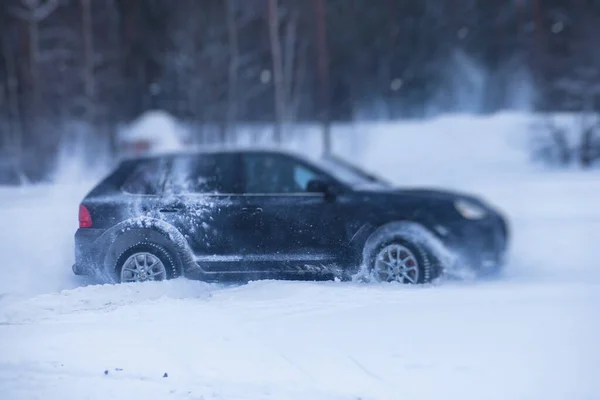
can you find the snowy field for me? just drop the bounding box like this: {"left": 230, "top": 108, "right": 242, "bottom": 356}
{"left": 1, "top": 113, "right": 599, "bottom": 400}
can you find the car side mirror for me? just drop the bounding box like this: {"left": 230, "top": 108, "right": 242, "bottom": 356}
{"left": 307, "top": 178, "right": 337, "bottom": 200}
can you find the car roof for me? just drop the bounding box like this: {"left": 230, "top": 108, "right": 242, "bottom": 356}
{"left": 119, "top": 146, "right": 317, "bottom": 164}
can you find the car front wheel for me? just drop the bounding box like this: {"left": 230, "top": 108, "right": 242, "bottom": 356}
{"left": 365, "top": 238, "right": 438, "bottom": 284}
{"left": 372, "top": 242, "right": 422, "bottom": 283}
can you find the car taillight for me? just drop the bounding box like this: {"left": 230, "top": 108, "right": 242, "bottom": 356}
{"left": 79, "top": 204, "right": 93, "bottom": 228}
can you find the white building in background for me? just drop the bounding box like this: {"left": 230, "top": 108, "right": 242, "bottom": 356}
{"left": 117, "top": 110, "right": 191, "bottom": 157}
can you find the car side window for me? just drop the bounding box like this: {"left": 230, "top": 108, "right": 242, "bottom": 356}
{"left": 122, "top": 155, "right": 237, "bottom": 195}
{"left": 165, "top": 155, "right": 236, "bottom": 195}
{"left": 243, "top": 154, "right": 320, "bottom": 194}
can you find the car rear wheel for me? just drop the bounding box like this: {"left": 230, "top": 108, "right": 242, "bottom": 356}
{"left": 116, "top": 243, "right": 179, "bottom": 283}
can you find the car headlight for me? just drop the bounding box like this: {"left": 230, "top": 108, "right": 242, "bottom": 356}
{"left": 454, "top": 199, "right": 487, "bottom": 220}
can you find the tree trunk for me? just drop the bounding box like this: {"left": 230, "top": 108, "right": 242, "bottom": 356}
{"left": 3, "top": 35, "right": 25, "bottom": 180}
{"left": 531, "top": 0, "right": 545, "bottom": 72}
{"left": 289, "top": 40, "right": 307, "bottom": 124}
{"left": 0, "top": 82, "right": 6, "bottom": 147}
{"left": 81, "top": 0, "right": 96, "bottom": 125}
{"left": 3, "top": 36, "right": 22, "bottom": 150}
{"left": 268, "top": 0, "right": 285, "bottom": 145}
{"left": 225, "top": 0, "right": 239, "bottom": 146}
{"left": 282, "top": 11, "right": 297, "bottom": 122}
{"left": 314, "top": 0, "right": 331, "bottom": 155}
{"left": 28, "top": 19, "right": 40, "bottom": 120}
{"left": 580, "top": 124, "right": 594, "bottom": 167}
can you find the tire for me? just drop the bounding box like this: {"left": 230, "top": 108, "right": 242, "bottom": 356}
{"left": 115, "top": 242, "right": 180, "bottom": 283}
{"left": 365, "top": 237, "right": 438, "bottom": 284}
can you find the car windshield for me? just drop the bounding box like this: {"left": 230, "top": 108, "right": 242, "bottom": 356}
{"left": 313, "top": 156, "right": 393, "bottom": 189}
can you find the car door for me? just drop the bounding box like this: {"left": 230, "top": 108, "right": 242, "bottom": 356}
{"left": 238, "top": 152, "right": 347, "bottom": 272}
{"left": 156, "top": 153, "right": 248, "bottom": 273}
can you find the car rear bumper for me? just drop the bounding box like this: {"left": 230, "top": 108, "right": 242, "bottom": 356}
{"left": 73, "top": 228, "right": 106, "bottom": 275}
{"left": 72, "top": 263, "right": 89, "bottom": 275}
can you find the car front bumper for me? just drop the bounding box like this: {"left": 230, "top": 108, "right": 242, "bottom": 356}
{"left": 439, "top": 213, "right": 509, "bottom": 273}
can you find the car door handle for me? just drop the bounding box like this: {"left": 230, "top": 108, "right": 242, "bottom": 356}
{"left": 159, "top": 206, "right": 184, "bottom": 213}
{"left": 242, "top": 207, "right": 263, "bottom": 214}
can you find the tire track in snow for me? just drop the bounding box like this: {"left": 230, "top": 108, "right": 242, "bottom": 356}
{"left": 276, "top": 352, "right": 319, "bottom": 383}
{"left": 347, "top": 356, "right": 391, "bottom": 386}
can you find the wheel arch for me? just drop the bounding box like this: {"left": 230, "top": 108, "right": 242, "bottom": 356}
{"left": 357, "top": 220, "right": 457, "bottom": 271}
{"left": 95, "top": 217, "right": 196, "bottom": 283}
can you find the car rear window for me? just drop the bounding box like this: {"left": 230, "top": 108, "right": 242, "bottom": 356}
{"left": 121, "top": 159, "right": 170, "bottom": 195}
{"left": 121, "top": 154, "right": 237, "bottom": 195}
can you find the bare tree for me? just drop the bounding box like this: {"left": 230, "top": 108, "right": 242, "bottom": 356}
{"left": 314, "top": 0, "right": 331, "bottom": 155}
{"left": 2, "top": 35, "right": 22, "bottom": 151}
{"left": 281, "top": 8, "right": 297, "bottom": 121}
{"left": 0, "top": 81, "right": 6, "bottom": 147}
{"left": 10, "top": 0, "right": 59, "bottom": 114}
{"left": 266, "top": 0, "right": 310, "bottom": 146}
{"left": 529, "top": 116, "right": 573, "bottom": 166}
{"left": 281, "top": 6, "right": 308, "bottom": 125}
{"left": 80, "top": 0, "right": 95, "bottom": 125}
{"left": 2, "top": 34, "right": 25, "bottom": 180}
{"left": 554, "top": 7, "right": 600, "bottom": 167}
{"left": 268, "top": 0, "right": 285, "bottom": 145}
{"left": 225, "top": 0, "right": 239, "bottom": 145}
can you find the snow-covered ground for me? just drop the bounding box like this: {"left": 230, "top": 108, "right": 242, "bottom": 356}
{"left": 1, "top": 113, "right": 599, "bottom": 400}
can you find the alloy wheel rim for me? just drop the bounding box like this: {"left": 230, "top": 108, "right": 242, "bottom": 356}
{"left": 374, "top": 243, "right": 420, "bottom": 283}
{"left": 121, "top": 252, "right": 167, "bottom": 283}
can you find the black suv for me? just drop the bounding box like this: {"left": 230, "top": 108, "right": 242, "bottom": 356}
{"left": 73, "top": 149, "right": 509, "bottom": 284}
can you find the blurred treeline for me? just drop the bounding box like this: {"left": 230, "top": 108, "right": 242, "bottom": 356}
{"left": 0, "top": 0, "right": 599, "bottom": 180}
